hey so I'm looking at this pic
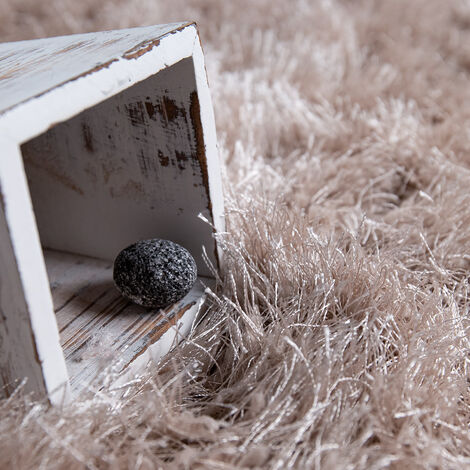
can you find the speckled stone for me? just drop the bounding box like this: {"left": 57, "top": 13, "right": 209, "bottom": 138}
{"left": 113, "top": 239, "right": 197, "bottom": 309}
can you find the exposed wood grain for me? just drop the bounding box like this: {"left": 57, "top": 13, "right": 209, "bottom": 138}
{"left": 0, "top": 23, "right": 192, "bottom": 115}
{"left": 45, "top": 249, "right": 208, "bottom": 395}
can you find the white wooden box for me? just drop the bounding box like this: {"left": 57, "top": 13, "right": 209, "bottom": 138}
{"left": 0, "top": 22, "right": 224, "bottom": 404}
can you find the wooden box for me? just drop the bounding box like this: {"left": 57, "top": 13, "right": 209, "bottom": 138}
{"left": 0, "top": 23, "right": 224, "bottom": 403}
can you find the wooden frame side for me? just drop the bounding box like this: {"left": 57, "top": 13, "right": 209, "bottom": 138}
{"left": 191, "top": 30, "right": 226, "bottom": 268}
{"left": 0, "top": 140, "right": 69, "bottom": 403}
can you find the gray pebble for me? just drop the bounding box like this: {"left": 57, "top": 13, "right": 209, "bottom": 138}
{"left": 113, "top": 239, "right": 197, "bottom": 309}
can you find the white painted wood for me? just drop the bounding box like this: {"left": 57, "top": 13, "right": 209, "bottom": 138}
{"left": 0, "top": 23, "right": 191, "bottom": 116}
{"left": 0, "top": 23, "right": 196, "bottom": 146}
{"left": 0, "top": 23, "right": 224, "bottom": 403}
{"left": 0, "top": 141, "right": 70, "bottom": 403}
{"left": 45, "top": 249, "right": 208, "bottom": 395}
{"left": 191, "top": 35, "right": 226, "bottom": 263}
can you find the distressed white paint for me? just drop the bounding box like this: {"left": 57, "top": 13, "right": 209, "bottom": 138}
{"left": 0, "top": 23, "right": 224, "bottom": 403}
{"left": 22, "top": 57, "right": 216, "bottom": 275}
{"left": 0, "top": 23, "right": 190, "bottom": 116}
{"left": 0, "top": 140, "right": 70, "bottom": 403}
{"left": 191, "top": 35, "right": 226, "bottom": 262}
{"left": 45, "top": 249, "right": 208, "bottom": 395}
{"left": 0, "top": 23, "right": 196, "bottom": 144}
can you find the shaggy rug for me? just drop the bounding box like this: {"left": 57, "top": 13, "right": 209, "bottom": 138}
{"left": 2, "top": 0, "right": 470, "bottom": 468}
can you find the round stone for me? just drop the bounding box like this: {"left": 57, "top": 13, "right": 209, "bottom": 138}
{"left": 113, "top": 239, "right": 197, "bottom": 309}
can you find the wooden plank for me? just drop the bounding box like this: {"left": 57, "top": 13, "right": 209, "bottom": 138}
{"left": 0, "top": 142, "right": 69, "bottom": 403}
{"left": 44, "top": 249, "right": 208, "bottom": 395}
{"left": 0, "top": 23, "right": 191, "bottom": 115}
{"left": 0, "top": 200, "right": 47, "bottom": 398}
{"left": 191, "top": 34, "right": 226, "bottom": 264}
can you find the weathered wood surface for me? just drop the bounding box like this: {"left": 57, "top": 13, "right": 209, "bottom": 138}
{"left": 0, "top": 23, "right": 224, "bottom": 403}
{"left": 45, "top": 249, "right": 207, "bottom": 395}
{"left": 0, "top": 193, "right": 48, "bottom": 398}
{"left": 0, "top": 23, "right": 191, "bottom": 116}
{"left": 21, "top": 57, "right": 216, "bottom": 276}
{"left": 0, "top": 23, "right": 197, "bottom": 147}
{"left": 0, "top": 142, "right": 69, "bottom": 402}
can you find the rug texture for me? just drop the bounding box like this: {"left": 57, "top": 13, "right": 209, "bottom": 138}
{"left": 1, "top": 0, "right": 470, "bottom": 468}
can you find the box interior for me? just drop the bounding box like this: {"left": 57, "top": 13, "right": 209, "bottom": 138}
{"left": 19, "top": 58, "right": 214, "bottom": 394}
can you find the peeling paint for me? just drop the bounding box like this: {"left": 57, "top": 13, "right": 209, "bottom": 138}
{"left": 74, "top": 58, "right": 119, "bottom": 81}
{"left": 175, "top": 150, "right": 188, "bottom": 170}
{"left": 121, "top": 301, "right": 196, "bottom": 371}
{"left": 126, "top": 101, "right": 146, "bottom": 127}
{"left": 81, "top": 122, "right": 94, "bottom": 153}
{"left": 161, "top": 96, "right": 179, "bottom": 122}
{"left": 158, "top": 150, "right": 170, "bottom": 167}
{"left": 189, "top": 90, "right": 221, "bottom": 268}
{"left": 123, "top": 38, "right": 161, "bottom": 60}
{"left": 189, "top": 91, "right": 212, "bottom": 213}
{"left": 144, "top": 100, "right": 157, "bottom": 120}
{"left": 57, "top": 41, "right": 87, "bottom": 54}
{"left": 145, "top": 95, "right": 184, "bottom": 124}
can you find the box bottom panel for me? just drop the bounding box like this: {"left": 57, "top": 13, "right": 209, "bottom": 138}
{"left": 44, "top": 249, "right": 208, "bottom": 396}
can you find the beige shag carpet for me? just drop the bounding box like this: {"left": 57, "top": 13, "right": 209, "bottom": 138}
{"left": 3, "top": 0, "right": 470, "bottom": 468}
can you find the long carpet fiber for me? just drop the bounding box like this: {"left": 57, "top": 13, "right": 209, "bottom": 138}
{"left": 2, "top": 0, "right": 470, "bottom": 468}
